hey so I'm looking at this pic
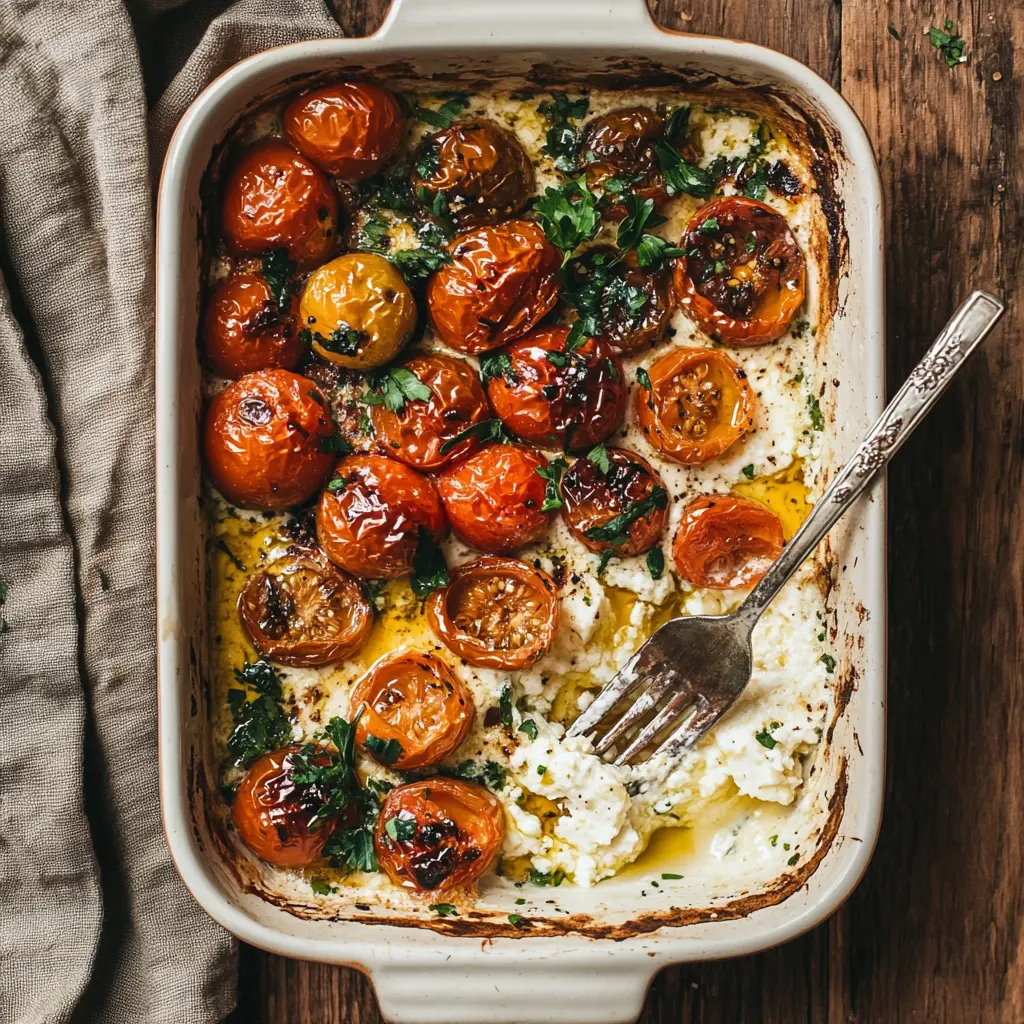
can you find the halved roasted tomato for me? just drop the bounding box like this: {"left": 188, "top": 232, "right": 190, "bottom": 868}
{"left": 675, "top": 196, "right": 806, "bottom": 346}
{"left": 221, "top": 139, "right": 338, "bottom": 269}
{"left": 426, "top": 220, "right": 562, "bottom": 354}
{"left": 369, "top": 353, "right": 491, "bottom": 470}
{"left": 427, "top": 556, "right": 559, "bottom": 669}
{"left": 238, "top": 550, "right": 373, "bottom": 666}
{"left": 673, "top": 493, "right": 784, "bottom": 588}
{"left": 561, "top": 447, "right": 668, "bottom": 556}
{"left": 375, "top": 777, "right": 504, "bottom": 891}
{"left": 283, "top": 81, "right": 405, "bottom": 180}
{"left": 350, "top": 652, "right": 473, "bottom": 769}
{"left": 436, "top": 444, "right": 553, "bottom": 553}
{"left": 316, "top": 455, "right": 447, "bottom": 578}
{"left": 636, "top": 347, "right": 755, "bottom": 465}
{"left": 486, "top": 326, "right": 626, "bottom": 452}
{"left": 203, "top": 369, "right": 337, "bottom": 510}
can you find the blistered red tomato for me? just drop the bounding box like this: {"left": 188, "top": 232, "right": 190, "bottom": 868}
{"left": 316, "top": 455, "right": 446, "bottom": 578}
{"left": 580, "top": 107, "right": 668, "bottom": 216}
{"left": 203, "top": 369, "right": 337, "bottom": 509}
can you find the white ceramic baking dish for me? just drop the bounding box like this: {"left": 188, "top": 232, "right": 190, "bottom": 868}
{"left": 155, "top": 1, "right": 886, "bottom": 1020}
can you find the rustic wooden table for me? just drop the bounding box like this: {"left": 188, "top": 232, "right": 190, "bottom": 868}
{"left": 234, "top": 1, "right": 1024, "bottom": 1020}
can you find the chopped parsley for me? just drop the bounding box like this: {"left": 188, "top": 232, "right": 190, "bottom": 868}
{"left": 742, "top": 162, "right": 768, "bottom": 201}
{"left": 363, "top": 367, "right": 433, "bottom": 414}
{"left": 807, "top": 394, "right": 825, "bottom": 431}
{"left": 410, "top": 526, "right": 449, "bottom": 598}
{"left": 614, "top": 193, "right": 667, "bottom": 258}
{"left": 319, "top": 433, "right": 354, "bottom": 455}
{"left": 389, "top": 244, "right": 451, "bottom": 282}
{"left": 664, "top": 105, "right": 691, "bottom": 146}
{"left": 887, "top": 24, "right": 902, "bottom": 41}
{"left": 226, "top": 688, "right": 290, "bottom": 766}
{"left": 384, "top": 814, "right": 417, "bottom": 841}
{"left": 529, "top": 868, "right": 565, "bottom": 887}
{"left": 304, "top": 324, "right": 368, "bottom": 357}
{"left": 518, "top": 719, "right": 539, "bottom": 741}
{"left": 233, "top": 659, "right": 283, "bottom": 699}
{"left": 478, "top": 350, "right": 518, "bottom": 386}
{"left": 438, "top": 417, "right": 510, "bottom": 454}
{"left": 646, "top": 547, "right": 664, "bottom": 580}
{"left": 508, "top": 913, "right": 526, "bottom": 927}
{"left": 586, "top": 443, "right": 611, "bottom": 475}
{"left": 742, "top": 464, "right": 755, "bottom": 480}
{"left": 636, "top": 366, "right": 652, "bottom": 391}
{"left": 754, "top": 721, "right": 782, "bottom": 750}
{"left": 787, "top": 853, "right": 800, "bottom": 866}
{"left": 927, "top": 19, "right": 967, "bottom": 67}
{"left": 455, "top": 759, "right": 507, "bottom": 791}
{"left": 653, "top": 140, "right": 715, "bottom": 199}
{"left": 429, "top": 902, "right": 459, "bottom": 917}
{"left": 596, "top": 550, "right": 615, "bottom": 576}
{"left": 769, "top": 834, "right": 779, "bottom": 847}
{"left": 661, "top": 872, "right": 683, "bottom": 880}
{"left": 499, "top": 684, "right": 514, "bottom": 730}
{"left": 364, "top": 734, "right": 404, "bottom": 765}
{"left": 309, "top": 878, "right": 335, "bottom": 896}
{"left": 413, "top": 92, "right": 471, "bottom": 129}
{"left": 216, "top": 538, "right": 246, "bottom": 573}
{"left": 536, "top": 765, "right": 547, "bottom": 777}
{"left": 537, "top": 92, "right": 590, "bottom": 172}
{"left": 635, "top": 233, "right": 685, "bottom": 268}
{"left": 260, "top": 247, "right": 296, "bottom": 308}
{"left": 584, "top": 486, "right": 668, "bottom": 544}
{"left": 820, "top": 653, "right": 837, "bottom": 673}
{"left": 535, "top": 457, "right": 567, "bottom": 511}
{"left": 532, "top": 176, "right": 601, "bottom": 263}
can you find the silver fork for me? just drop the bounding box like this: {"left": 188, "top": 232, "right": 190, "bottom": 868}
{"left": 568, "top": 291, "right": 1005, "bottom": 766}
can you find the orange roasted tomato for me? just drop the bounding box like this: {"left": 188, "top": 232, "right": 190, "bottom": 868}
{"left": 426, "top": 220, "right": 561, "bottom": 354}
{"left": 436, "top": 443, "right": 553, "bottom": 554}
{"left": 203, "top": 369, "right": 337, "bottom": 510}
{"left": 375, "top": 777, "right": 504, "bottom": 891}
{"left": 636, "top": 347, "right": 755, "bottom": 465}
{"left": 233, "top": 745, "right": 354, "bottom": 868}
{"left": 369, "top": 353, "right": 491, "bottom": 471}
{"left": 283, "top": 81, "right": 405, "bottom": 180}
{"left": 350, "top": 652, "right": 473, "bottom": 770}
{"left": 316, "top": 455, "right": 447, "bottom": 578}
{"left": 427, "top": 556, "right": 559, "bottom": 669}
{"left": 561, "top": 447, "right": 668, "bottom": 556}
{"left": 220, "top": 139, "right": 338, "bottom": 268}
{"left": 675, "top": 196, "right": 806, "bottom": 345}
{"left": 238, "top": 550, "right": 373, "bottom": 666}
{"left": 412, "top": 118, "right": 535, "bottom": 229}
{"left": 203, "top": 274, "right": 305, "bottom": 378}
{"left": 673, "top": 493, "right": 784, "bottom": 588}
{"left": 486, "top": 326, "right": 627, "bottom": 452}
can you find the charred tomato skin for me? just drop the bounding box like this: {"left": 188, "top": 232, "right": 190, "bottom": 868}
{"left": 427, "top": 556, "right": 559, "bottom": 670}
{"left": 561, "top": 447, "right": 668, "bottom": 556}
{"left": 375, "top": 777, "right": 504, "bottom": 892}
{"left": 350, "top": 652, "right": 474, "bottom": 770}
{"left": 436, "top": 443, "right": 553, "bottom": 554}
{"left": 369, "top": 353, "right": 492, "bottom": 471}
{"left": 412, "top": 118, "right": 535, "bottom": 229}
{"left": 283, "top": 81, "right": 405, "bottom": 180}
{"left": 426, "top": 220, "right": 562, "bottom": 354}
{"left": 238, "top": 550, "right": 373, "bottom": 667}
{"left": 636, "top": 346, "right": 756, "bottom": 465}
{"left": 220, "top": 139, "right": 338, "bottom": 269}
{"left": 486, "top": 326, "right": 627, "bottom": 452}
{"left": 672, "top": 493, "right": 785, "bottom": 589}
{"left": 675, "top": 196, "right": 806, "bottom": 346}
{"left": 203, "top": 369, "right": 337, "bottom": 510}
{"left": 316, "top": 454, "right": 447, "bottom": 578}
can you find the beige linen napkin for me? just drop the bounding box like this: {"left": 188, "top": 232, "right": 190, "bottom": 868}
{"left": 0, "top": 1, "right": 345, "bottom": 1021}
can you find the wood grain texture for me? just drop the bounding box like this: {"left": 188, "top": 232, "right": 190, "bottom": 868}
{"left": 234, "top": 2, "right": 1024, "bottom": 1020}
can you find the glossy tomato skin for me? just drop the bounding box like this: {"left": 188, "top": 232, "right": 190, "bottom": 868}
{"left": 238, "top": 550, "right": 373, "bottom": 666}
{"left": 673, "top": 493, "right": 784, "bottom": 588}
{"left": 375, "top": 777, "right": 504, "bottom": 892}
{"left": 316, "top": 455, "right": 446, "bottom": 578}
{"left": 636, "top": 346, "right": 756, "bottom": 465}
{"left": 204, "top": 274, "right": 305, "bottom": 378}
{"left": 283, "top": 81, "right": 405, "bottom": 180}
{"left": 221, "top": 139, "right": 338, "bottom": 268}
{"left": 427, "top": 556, "right": 559, "bottom": 669}
{"left": 426, "top": 220, "right": 561, "bottom": 354}
{"left": 675, "top": 196, "right": 806, "bottom": 346}
{"left": 561, "top": 448, "right": 668, "bottom": 556}
{"left": 350, "top": 652, "right": 473, "bottom": 770}
{"left": 370, "top": 353, "right": 491, "bottom": 471}
{"left": 412, "top": 119, "right": 535, "bottom": 229}
{"left": 486, "top": 326, "right": 627, "bottom": 452}
{"left": 233, "top": 746, "right": 351, "bottom": 868}
{"left": 436, "top": 444, "right": 553, "bottom": 554}
{"left": 204, "top": 369, "right": 337, "bottom": 510}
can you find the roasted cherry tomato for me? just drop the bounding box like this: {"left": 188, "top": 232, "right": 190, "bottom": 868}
{"left": 221, "top": 139, "right": 338, "bottom": 268}
{"left": 675, "top": 196, "right": 806, "bottom": 345}
{"left": 673, "top": 493, "right": 784, "bottom": 588}
{"left": 204, "top": 369, "right": 337, "bottom": 509}
{"left": 580, "top": 106, "right": 667, "bottom": 216}
{"left": 283, "top": 81, "right": 405, "bottom": 180}
{"left": 566, "top": 246, "right": 675, "bottom": 353}
{"left": 412, "top": 118, "right": 534, "bottom": 229}
{"left": 233, "top": 746, "right": 354, "bottom": 868}
{"left": 636, "top": 347, "right": 755, "bottom": 465}
{"left": 238, "top": 550, "right": 373, "bottom": 666}
{"left": 350, "top": 652, "right": 473, "bottom": 769}
{"left": 369, "top": 353, "right": 491, "bottom": 471}
{"left": 486, "top": 326, "right": 627, "bottom": 452}
{"left": 375, "top": 777, "right": 504, "bottom": 891}
{"left": 204, "top": 274, "right": 305, "bottom": 378}
{"left": 316, "top": 455, "right": 446, "bottom": 578}
{"left": 561, "top": 447, "right": 668, "bottom": 556}
{"left": 426, "top": 220, "right": 561, "bottom": 354}
{"left": 436, "top": 444, "right": 553, "bottom": 553}
{"left": 299, "top": 253, "right": 417, "bottom": 369}
{"left": 427, "top": 556, "right": 559, "bottom": 669}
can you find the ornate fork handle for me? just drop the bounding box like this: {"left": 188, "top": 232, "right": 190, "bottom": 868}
{"left": 737, "top": 291, "right": 1005, "bottom": 625}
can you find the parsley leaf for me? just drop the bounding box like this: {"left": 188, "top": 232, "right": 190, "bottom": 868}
{"left": 614, "top": 193, "right": 666, "bottom": 257}
{"left": 384, "top": 813, "right": 417, "bottom": 841}
{"left": 820, "top": 653, "right": 837, "bottom": 673}
{"left": 478, "top": 350, "right": 518, "bottom": 386}
{"left": 636, "top": 366, "right": 652, "bottom": 391}
{"left": 309, "top": 878, "right": 335, "bottom": 896}
{"left": 535, "top": 457, "right": 567, "bottom": 511}
{"left": 807, "top": 394, "right": 825, "bottom": 431}
{"left": 319, "top": 433, "right": 354, "bottom": 455}
{"left": 364, "top": 734, "right": 404, "bottom": 765}
{"left": 260, "top": 247, "right": 297, "bottom": 309}
{"left": 413, "top": 92, "right": 471, "bottom": 129}
{"left": 742, "top": 162, "right": 768, "bottom": 201}
{"left": 357, "top": 173, "right": 417, "bottom": 213}
{"left": 664, "top": 105, "right": 691, "bottom": 146}
{"left": 325, "top": 827, "right": 378, "bottom": 873}
{"left": 537, "top": 93, "right": 590, "bottom": 172}
{"left": 410, "top": 526, "right": 449, "bottom": 598}
{"left": 499, "top": 684, "right": 514, "bottom": 730}
{"left": 529, "top": 867, "right": 565, "bottom": 887}
{"left": 887, "top": 24, "right": 902, "bottom": 41}
{"left": 363, "top": 368, "right": 433, "bottom": 414}
{"left": 584, "top": 486, "right": 669, "bottom": 544}
{"left": 928, "top": 20, "right": 967, "bottom": 67}
{"left": 654, "top": 140, "right": 716, "bottom": 199}
{"left": 635, "top": 233, "right": 685, "bottom": 268}
{"left": 455, "top": 759, "right": 507, "bottom": 791}
{"left": 755, "top": 727, "right": 777, "bottom": 750}
{"left": 430, "top": 902, "right": 459, "bottom": 917}
{"left": 646, "top": 547, "right": 664, "bottom": 580}
{"left": 518, "top": 720, "right": 538, "bottom": 741}
{"left": 508, "top": 913, "right": 527, "bottom": 927}
{"left": 233, "top": 659, "right": 283, "bottom": 700}
{"left": 226, "top": 691, "right": 291, "bottom": 766}
{"left": 438, "top": 418, "right": 510, "bottom": 455}
{"left": 742, "top": 464, "right": 756, "bottom": 480}
{"left": 389, "top": 244, "right": 452, "bottom": 282}
{"left": 533, "top": 176, "right": 601, "bottom": 263}
{"left": 596, "top": 550, "right": 614, "bottom": 575}
{"left": 586, "top": 443, "right": 611, "bottom": 475}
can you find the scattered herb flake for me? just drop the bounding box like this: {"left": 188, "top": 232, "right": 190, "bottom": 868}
{"left": 478, "top": 350, "right": 519, "bottom": 386}
{"left": 584, "top": 486, "right": 668, "bottom": 544}
{"left": 646, "top": 547, "right": 665, "bottom": 580}
{"left": 413, "top": 92, "right": 471, "bottom": 129}
{"left": 532, "top": 176, "right": 601, "bottom": 263}
{"left": 535, "top": 456, "right": 567, "bottom": 511}
{"left": 755, "top": 726, "right": 777, "bottom": 750}
{"left": 888, "top": 24, "right": 902, "bottom": 40}
{"left": 438, "top": 418, "right": 509, "bottom": 454}
{"left": 429, "top": 902, "right": 459, "bottom": 917}
{"left": 518, "top": 719, "right": 539, "bottom": 741}
{"left": 654, "top": 140, "right": 715, "bottom": 199}
{"left": 661, "top": 872, "right": 683, "bottom": 880}
{"left": 363, "top": 367, "right": 433, "bottom": 414}
{"left": 410, "top": 526, "right": 448, "bottom": 598}
{"left": 807, "top": 394, "right": 825, "bottom": 431}
{"left": 309, "top": 878, "right": 335, "bottom": 896}
{"left": 742, "top": 464, "right": 755, "bottom": 480}
{"left": 454, "top": 759, "right": 507, "bottom": 792}
{"left": 384, "top": 814, "right": 417, "bottom": 841}
{"left": 821, "top": 653, "right": 837, "bottom": 673}
{"left": 499, "top": 684, "right": 514, "bottom": 730}
{"left": 927, "top": 20, "right": 967, "bottom": 67}
{"left": 364, "top": 734, "right": 404, "bottom": 765}
{"left": 260, "top": 247, "right": 297, "bottom": 308}
{"left": 586, "top": 443, "right": 611, "bottom": 475}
